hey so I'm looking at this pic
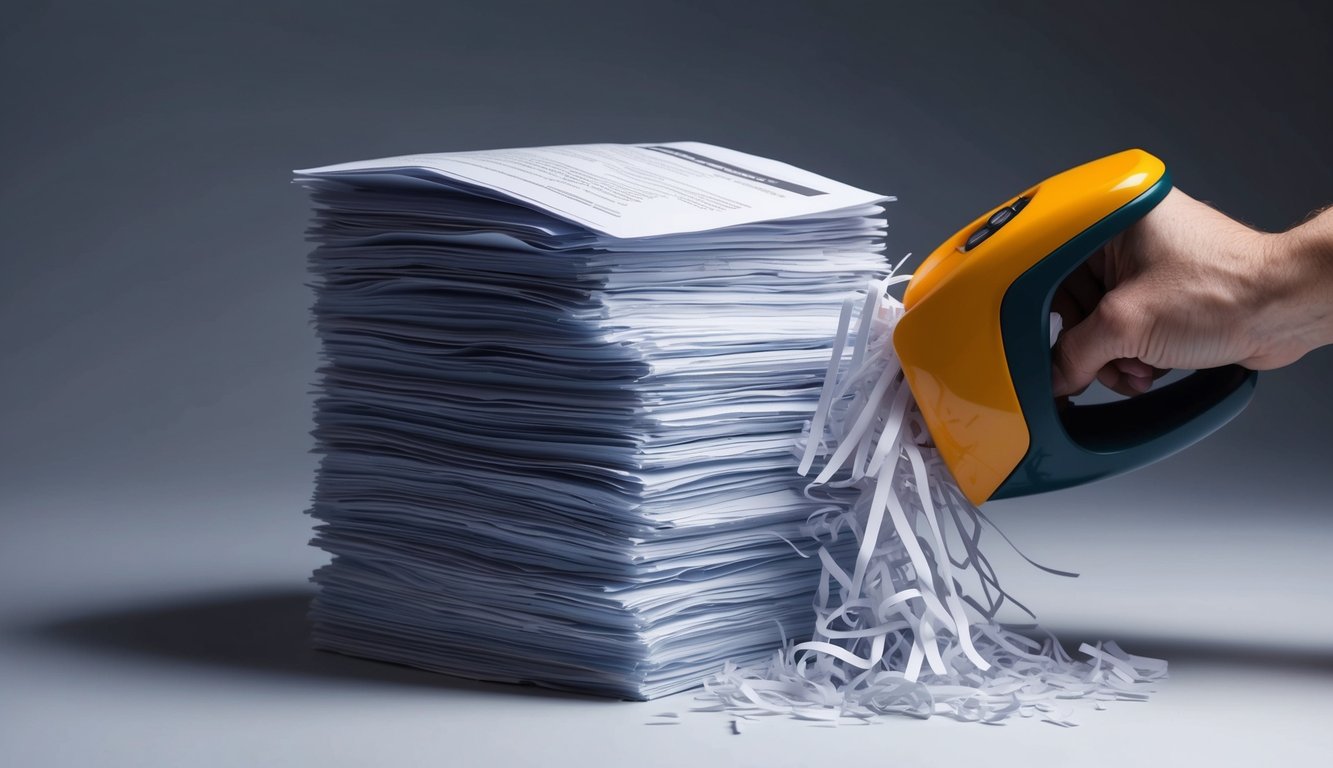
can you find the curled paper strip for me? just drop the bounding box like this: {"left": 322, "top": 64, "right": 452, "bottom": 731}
{"left": 698, "top": 278, "right": 1166, "bottom": 726}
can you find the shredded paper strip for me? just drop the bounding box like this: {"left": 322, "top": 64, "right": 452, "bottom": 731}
{"left": 697, "top": 277, "right": 1167, "bottom": 726}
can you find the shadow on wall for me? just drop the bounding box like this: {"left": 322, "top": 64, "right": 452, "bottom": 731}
{"left": 20, "top": 587, "right": 604, "bottom": 701}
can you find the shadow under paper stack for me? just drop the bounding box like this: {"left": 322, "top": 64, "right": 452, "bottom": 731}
{"left": 297, "top": 142, "right": 890, "bottom": 698}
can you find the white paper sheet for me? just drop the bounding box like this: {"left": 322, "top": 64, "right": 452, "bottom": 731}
{"left": 297, "top": 142, "right": 890, "bottom": 239}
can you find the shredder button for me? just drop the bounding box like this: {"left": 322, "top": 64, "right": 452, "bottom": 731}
{"left": 964, "top": 226, "right": 992, "bottom": 250}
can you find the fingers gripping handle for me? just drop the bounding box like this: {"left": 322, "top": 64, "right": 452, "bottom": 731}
{"left": 1059, "top": 365, "right": 1257, "bottom": 453}
{"left": 993, "top": 171, "right": 1258, "bottom": 499}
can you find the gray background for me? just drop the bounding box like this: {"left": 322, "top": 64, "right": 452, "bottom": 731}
{"left": 2, "top": 1, "right": 1330, "bottom": 766}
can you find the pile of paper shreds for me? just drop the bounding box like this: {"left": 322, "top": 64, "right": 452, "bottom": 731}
{"left": 697, "top": 276, "right": 1168, "bottom": 726}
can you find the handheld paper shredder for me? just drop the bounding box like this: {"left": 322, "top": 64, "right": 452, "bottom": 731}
{"left": 894, "top": 149, "right": 1258, "bottom": 506}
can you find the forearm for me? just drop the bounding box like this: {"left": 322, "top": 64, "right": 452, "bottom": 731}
{"left": 1252, "top": 207, "right": 1333, "bottom": 363}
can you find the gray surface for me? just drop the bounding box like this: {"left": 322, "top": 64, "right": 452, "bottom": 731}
{"left": 2, "top": 1, "right": 1331, "bottom": 765}
{"left": 5, "top": 480, "right": 1333, "bottom": 766}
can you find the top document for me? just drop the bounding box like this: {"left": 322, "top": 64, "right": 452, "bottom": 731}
{"left": 296, "top": 142, "right": 889, "bottom": 240}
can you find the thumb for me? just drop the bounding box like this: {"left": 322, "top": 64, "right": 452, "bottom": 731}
{"left": 1051, "top": 296, "right": 1138, "bottom": 396}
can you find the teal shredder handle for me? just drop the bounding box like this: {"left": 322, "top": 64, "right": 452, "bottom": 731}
{"left": 992, "top": 170, "right": 1258, "bottom": 500}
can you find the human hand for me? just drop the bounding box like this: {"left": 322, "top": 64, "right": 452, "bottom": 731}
{"left": 1050, "top": 187, "right": 1331, "bottom": 397}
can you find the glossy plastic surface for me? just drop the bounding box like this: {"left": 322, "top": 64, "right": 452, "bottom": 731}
{"left": 894, "top": 149, "right": 1168, "bottom": 504}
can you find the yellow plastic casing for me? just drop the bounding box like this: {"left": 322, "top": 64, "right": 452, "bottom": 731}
{"left": 893, "top": 149, "right": 1167, "bottom": 505}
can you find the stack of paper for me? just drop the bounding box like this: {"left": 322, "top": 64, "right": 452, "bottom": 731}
{"left": 297, "top": 142, "right": 890, "bottom": 698}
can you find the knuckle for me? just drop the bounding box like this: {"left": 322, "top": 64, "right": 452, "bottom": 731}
{"left": 1096, "top": 293, "right": 1145, "bottom": 339}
